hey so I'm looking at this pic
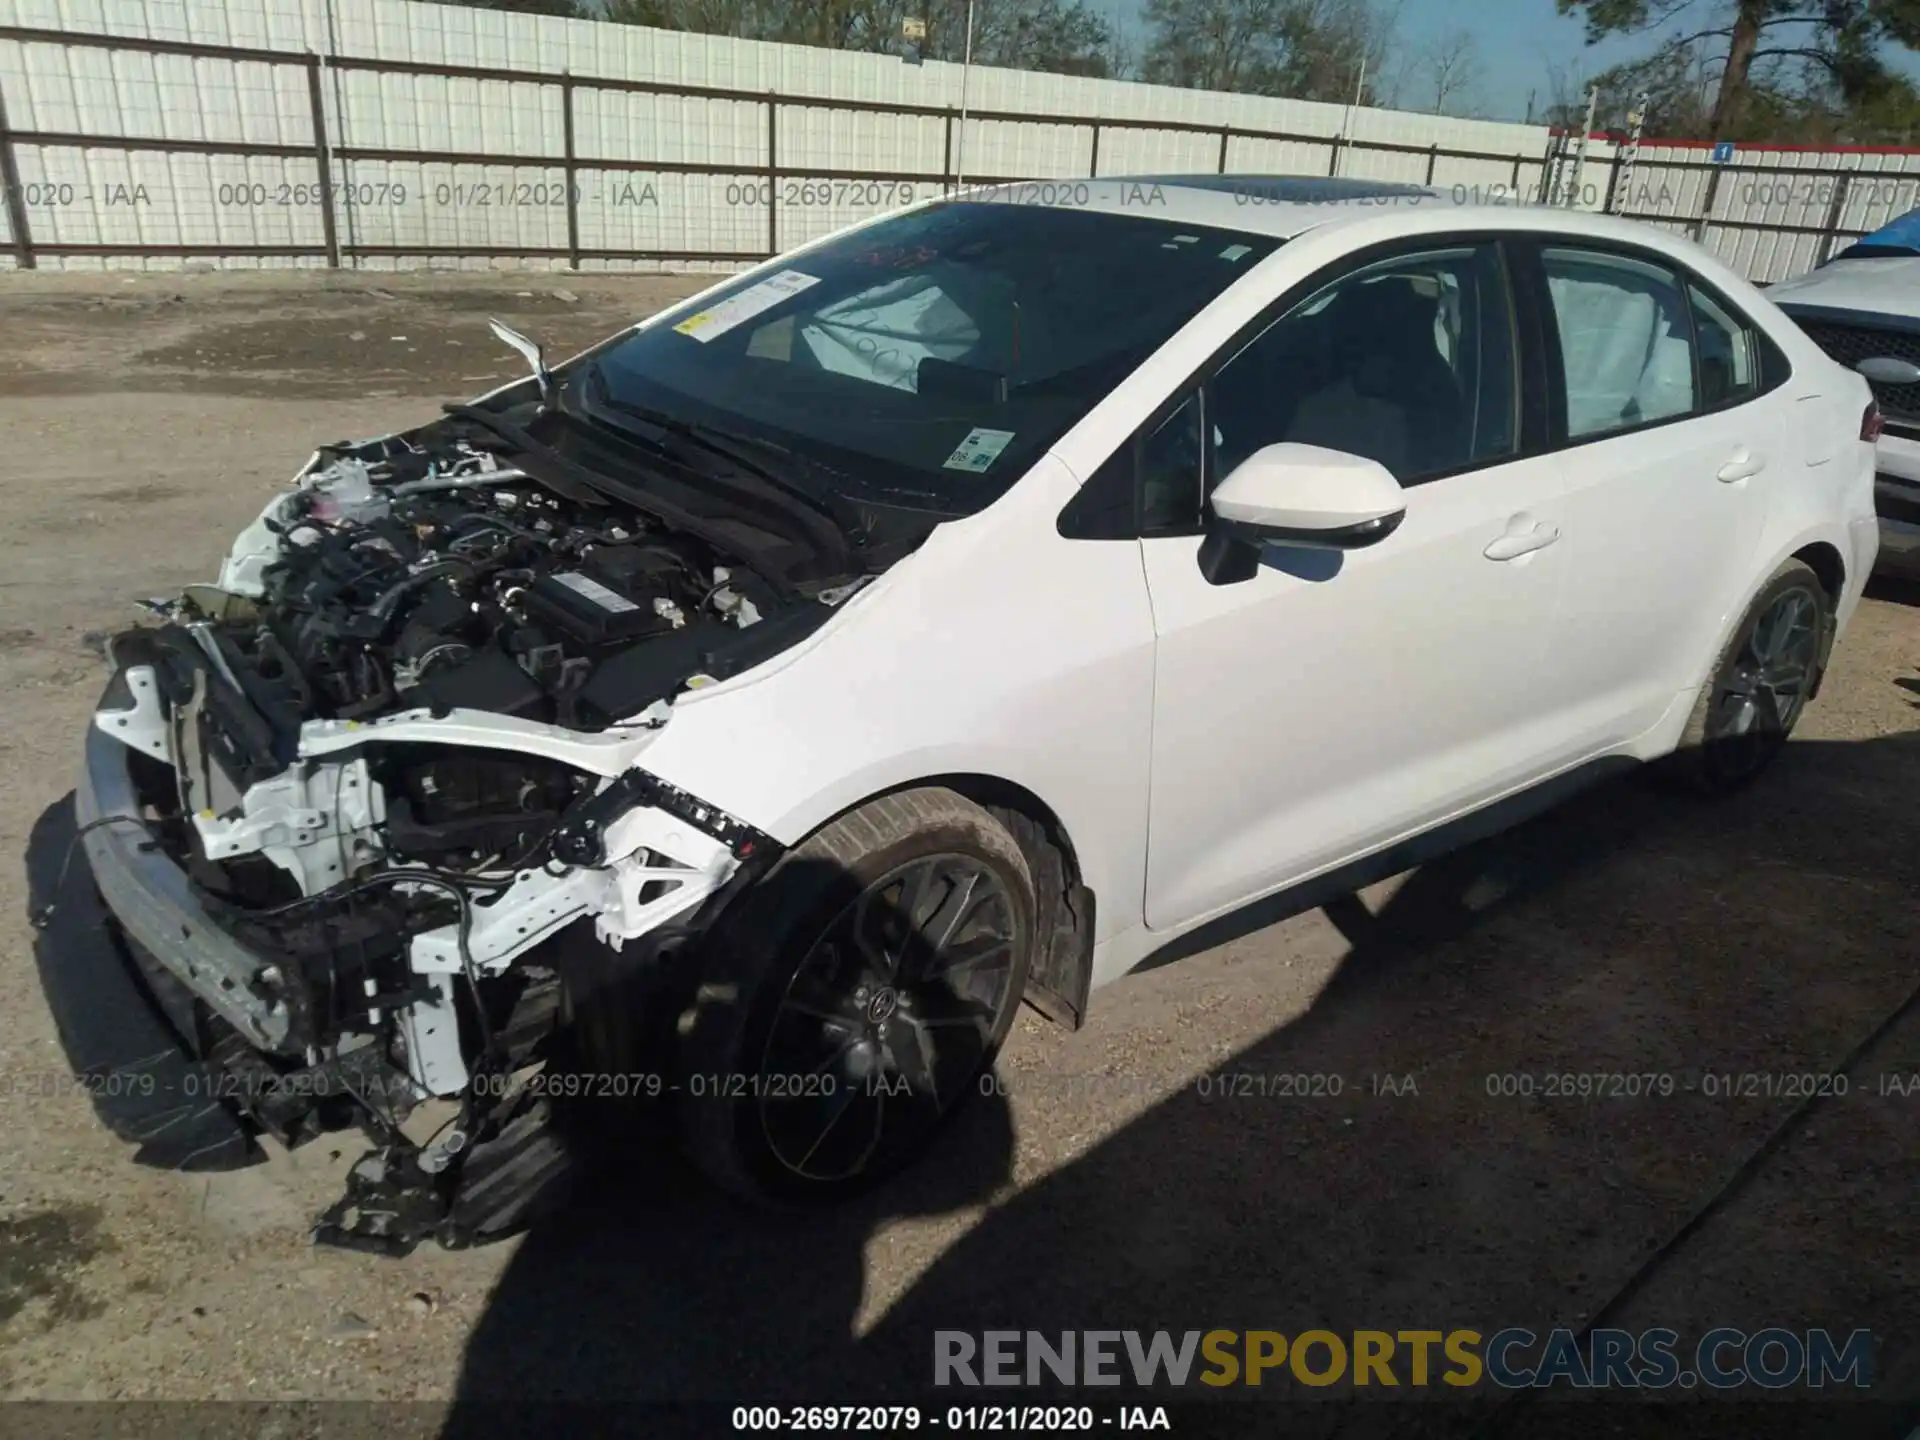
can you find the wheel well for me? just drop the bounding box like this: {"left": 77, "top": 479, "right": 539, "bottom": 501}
{"left": 1791, "top": 541, "right": 1845, "bottom": 606}
{"left": 890, "top": 774, "right": 1095, "bottom": 1030}
{"left": 1789, "top": 542, "right": 1845, "bottom": 697}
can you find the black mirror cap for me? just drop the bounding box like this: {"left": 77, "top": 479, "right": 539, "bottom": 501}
{"left": 1198, "top": 508, "right": 1405, "bottom": 586}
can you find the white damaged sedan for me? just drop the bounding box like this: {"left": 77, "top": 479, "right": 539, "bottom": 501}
{"left": 48, "top": 177, "right": 1880, "bottom": 1249}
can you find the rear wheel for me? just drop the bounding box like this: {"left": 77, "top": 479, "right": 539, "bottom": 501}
{"left": 675, "top": 788, "right": 1033, "bottom": 1204}
{"left": 1671, "top": 559, "right": 1830, "bottom": 792}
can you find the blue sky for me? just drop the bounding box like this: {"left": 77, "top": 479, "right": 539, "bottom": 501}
{"left": 1379, "top": 0, "right": 1647, "bottom": 120}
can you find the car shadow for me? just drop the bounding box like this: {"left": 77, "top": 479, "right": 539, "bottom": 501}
{"left": 440, "top": 728, "right": 1920, "bottom": 1435}
{"left": 1865, "top": 571, "right": 1920, "bottom": 617}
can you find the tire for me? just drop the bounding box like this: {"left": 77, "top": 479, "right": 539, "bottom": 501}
{"left": 674, "top": 787, "right": 1034, "bottom": 1205}
{"left": 1668, "top": 558, "right": 1832, "bottom": 793}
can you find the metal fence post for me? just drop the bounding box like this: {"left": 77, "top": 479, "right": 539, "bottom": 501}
{"left": 0, "top": 73, "right": 33, "bottom": 269}
{"left": 1088, "top": 120, "right": 1100, "bottom": 179}
{"left": 1327, "top": 135, "right": 1342, "bottom": 177}
{"left": 1602, "top": 150, "right": 1622, "bottom": 215}
{"left": 943, "top": 112, "right": 954, "bottom": 195}
{"left": 766, "top": 97, "right": 778, "bottom": 257}
{"left": 304, "top": 55, "right": 340, "bottom": 268}
{"left": 1218, "top": 127, "right": 1229, "bottom": 173}
{"left": 1538, "top": 133, "right": 1562, "bottom": 204}
{"left": 1817, "top": 170, "right": 1854, "bottom": 264}
{"left": 1693, "top": 164, "right": 1723, "bottom": 245}
{"left": 561, "top": 73, "right": 580, "bottom": 271}
{"left": 1424, "top": 143, "right": 1437, "bottom": 186}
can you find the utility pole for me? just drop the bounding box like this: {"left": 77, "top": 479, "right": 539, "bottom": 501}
{"left": 1334, "top": 55, "right": 1367, "bottom": 177}
{"left": 1611, "top": 90, "right": 1649, "bottom": 215}
{"left": 953, "top": 0, "right": 976, "bottom": 193}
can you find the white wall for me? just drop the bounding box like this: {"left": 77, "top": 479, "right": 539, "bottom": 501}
{"left": 3, "top": 0, "right": 1917, "bottom": 279}
{"left": 1560, "top": 136, "right": 1920, "bottom": 282}
{"left": 0, "top": 0, "right": 1553, "bottom": 271}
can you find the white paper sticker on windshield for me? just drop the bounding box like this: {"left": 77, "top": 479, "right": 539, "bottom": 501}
{"left": 1220, "top": 243, "right": 1253, "bottom": 261}
{"left": 673, "top": 270, "right": 821, "bottom": 342}
{"left": 943, "top": 427, "right": 1017, "bottom": 473}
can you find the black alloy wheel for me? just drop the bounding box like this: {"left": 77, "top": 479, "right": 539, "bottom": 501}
{"left": 756, "top": 852, "right": 1021, "bottom": 1184}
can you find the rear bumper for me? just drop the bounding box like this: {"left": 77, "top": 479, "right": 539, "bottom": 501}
{"left": 26, "top": 798, "right": 257, "bottom": 1171}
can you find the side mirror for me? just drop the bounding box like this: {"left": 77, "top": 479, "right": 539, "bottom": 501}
{"left": 1199, "top": 443, "right": 1407, "bottom": 585}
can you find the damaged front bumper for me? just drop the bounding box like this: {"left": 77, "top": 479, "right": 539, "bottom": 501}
{"left": 41, "top": 663, "right": 772, "bottom": 1255}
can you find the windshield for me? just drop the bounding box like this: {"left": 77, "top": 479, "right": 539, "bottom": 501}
{"left": 575, "top": 201, "right": 1280, "bottom": 511}
{"left": 1830, "top": 207, "right": 1920, "bottom": 261}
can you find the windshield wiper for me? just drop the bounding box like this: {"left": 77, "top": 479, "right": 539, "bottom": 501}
{"left": 578, "top": 363, "right": 862, "bottom": 558}
{"left": 443, "top": 402, "right": 805, "bottom": 596}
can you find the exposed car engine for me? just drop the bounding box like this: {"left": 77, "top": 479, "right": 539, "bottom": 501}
{"left": 234, "top": 433, "right": 781, "bottom": 735}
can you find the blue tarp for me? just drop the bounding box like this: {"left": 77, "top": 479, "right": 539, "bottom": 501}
{"left": 1852, "top": 208, "right": 1920, "bottom": 251}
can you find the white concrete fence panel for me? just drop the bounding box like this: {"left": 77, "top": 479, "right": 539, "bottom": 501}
{"left": 2, "top": 0, "right": 1917, "bottom": 281}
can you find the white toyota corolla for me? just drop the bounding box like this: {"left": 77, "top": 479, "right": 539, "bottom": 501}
{"left": 46, "top": 176, "right": 1881, "bottom": 1250}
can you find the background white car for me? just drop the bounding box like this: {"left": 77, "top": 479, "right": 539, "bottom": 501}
{"left": 54, "top": 177, "right": 1879, "bottom": 1246}
{"left": 1769, "top": 208, "right": 1920, "bottom": 577}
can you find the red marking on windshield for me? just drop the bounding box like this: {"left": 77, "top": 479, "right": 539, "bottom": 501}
{"left": 850, "top": 244, "right": 939, "bottom": 269}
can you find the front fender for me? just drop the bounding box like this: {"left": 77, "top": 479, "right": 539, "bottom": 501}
{"left": 632, "top": 455, "right": 1157, "bottom": 946}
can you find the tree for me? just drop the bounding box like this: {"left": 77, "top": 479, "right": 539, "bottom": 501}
{"left": 602, "top": 0, "right": 1125, "bottom": 78}
{"left": 1423, "top": 27, "right": 1484, "bottom": 114}
{"left": 1138, "top": 0, "right": 1396, "bottom": 102}
{"left": 914, "top": 0, "right": 1122, "bottom": 75}
{"left": 1555, "top": 0, "right": 1920, "bottom": 140}
{"left": 1545, "top": 46, "right": 1713, "bottom": 133}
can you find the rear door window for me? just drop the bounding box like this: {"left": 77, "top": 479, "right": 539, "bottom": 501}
{"left": 1541, "top": 248, "right": 1696, "bottom": 438}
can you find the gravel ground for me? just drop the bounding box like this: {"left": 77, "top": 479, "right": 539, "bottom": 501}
{"left": 0, "top": 270, "right": 1916, "bottom": 1433}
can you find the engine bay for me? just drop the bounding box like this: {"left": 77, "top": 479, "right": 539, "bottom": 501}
{"left": 230, "top": 430, "right": 796, "bottom": 734}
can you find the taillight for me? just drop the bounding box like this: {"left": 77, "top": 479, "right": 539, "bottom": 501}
{"left": 1863, "top": 400, "right": 1884, "bottom": 442}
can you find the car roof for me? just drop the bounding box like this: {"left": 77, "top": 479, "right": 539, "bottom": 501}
{"left": 958, "top": 174, "right": 1459, "bottom": 239}
{"left": 945, "top": 174, "right": 1760, "bottom": 303}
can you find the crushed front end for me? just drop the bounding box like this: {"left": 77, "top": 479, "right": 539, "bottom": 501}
{"left": 38, "top": 413, "right": 887, "bottom": 1255}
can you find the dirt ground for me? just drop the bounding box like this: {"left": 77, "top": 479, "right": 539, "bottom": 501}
{"left": 0, "top": 269, "right": 1917, "bottom": 1434}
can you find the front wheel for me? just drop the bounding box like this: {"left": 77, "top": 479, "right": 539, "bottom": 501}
{"left": 675, "top": 788, "right": 1034, "bottom": 1204}
{"left": 1671, "top": 558, "right": 1831, "bottom": 792}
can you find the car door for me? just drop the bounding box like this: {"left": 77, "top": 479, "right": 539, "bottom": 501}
{"left": 1133, "top": 238, "right": 1582, "bottom": 933}
{"left": 1520, "top": 241, "right": 1785, "bottom": 748}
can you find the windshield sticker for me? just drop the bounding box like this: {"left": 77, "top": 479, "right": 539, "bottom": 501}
{"left": 943, "top": 427, "right": 1017, "bottom": 473}
{"left": 673, "top": 270, "right": 821, "bottom": 342}
{"left": 850, "top": 244, "right": 941, "bottom": 269}
{"left": 1220, "top": 243, "right": 1254, "bottom": 262}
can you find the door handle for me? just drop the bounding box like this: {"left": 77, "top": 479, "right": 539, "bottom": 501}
{"left": 1483, "top": 523, "right": 1561, "bottom": 562}
{"left": 1717, "top": 449, "right": 1766, "bottom": 483}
